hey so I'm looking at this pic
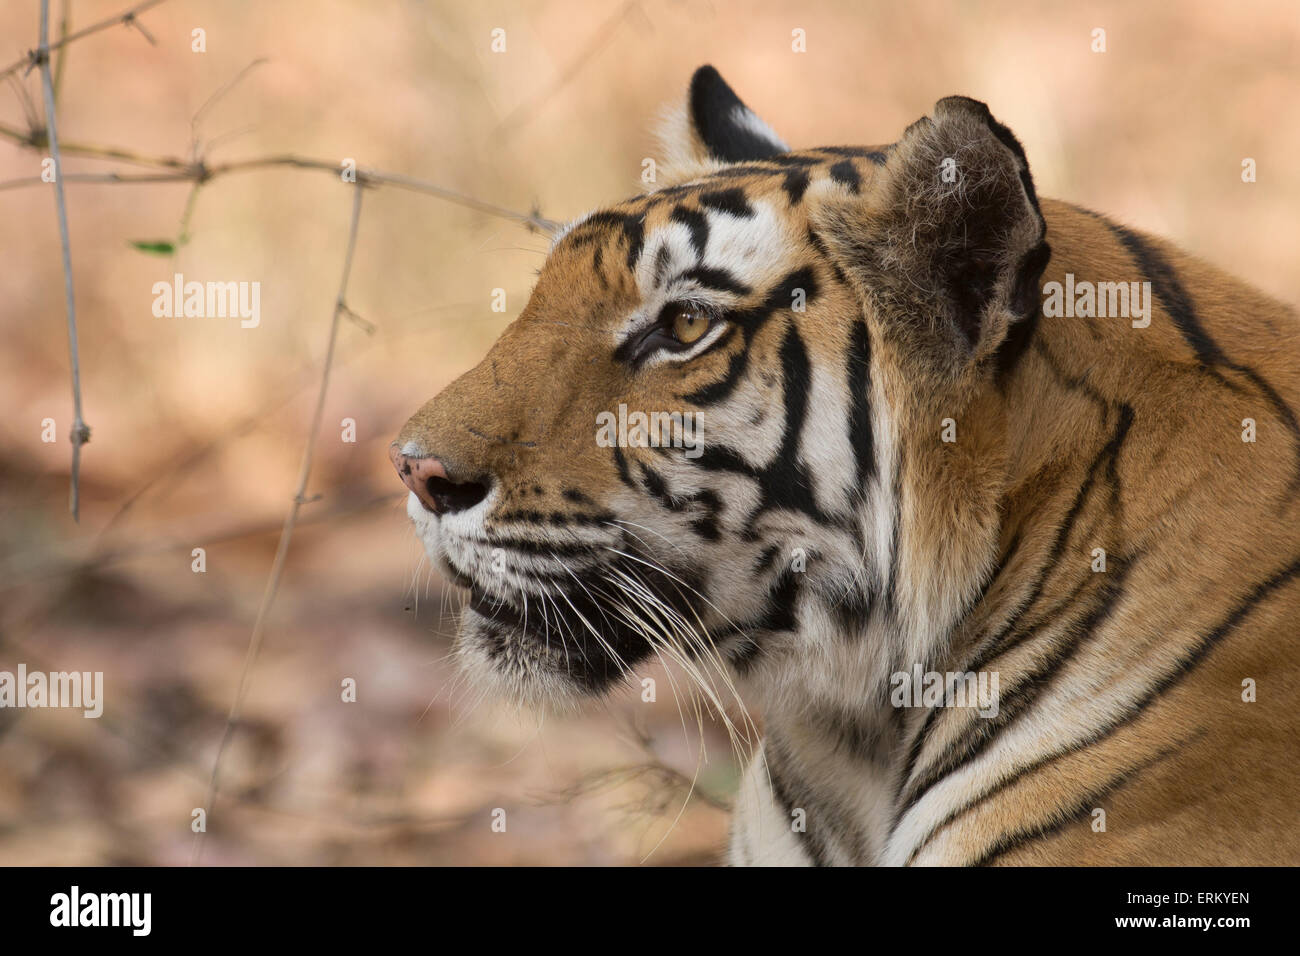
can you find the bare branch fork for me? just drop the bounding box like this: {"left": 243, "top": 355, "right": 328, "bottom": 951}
{"left": 0, "top": 0, "right": 168, "bottom": 82}
{"left": 190, "top": 183, "right": 366, "bottom": 866}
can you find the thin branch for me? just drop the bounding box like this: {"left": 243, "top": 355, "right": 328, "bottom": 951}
{"left": 5, "top": 73, "right": 42, "bottom": 129}
{"left": 0, "top": 0, "right": 170, "bottom": 82}
{"left": 190, "top": 57, "right": 267, "bottom": 159}
{"left": 37, "top": 0, "right": 89, "bottom": 521}
{"left": 190, "top": 183, "right": 366, "bottom": 866}
{"left": 0, "top": 145, "right": 558, "bottom": 232}
{"left": 0, "top": 117, "right": 192, "bottom": 168}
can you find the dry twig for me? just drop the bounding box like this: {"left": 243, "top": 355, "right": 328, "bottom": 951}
{"left": 35, "top": 0, "right": 90, "bottom": 520}
{"left": 0, "top": 0, "right": 170, "bottom": 82}
{"left": 190, "top": 183, "right": 366, "bottom": 865}
{"left": 0, "top": 139, "right": 558, "bottom": 232}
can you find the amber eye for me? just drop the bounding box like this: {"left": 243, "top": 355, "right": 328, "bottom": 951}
{"left": 670, "top": 306, "right": 710, "bottom": 345}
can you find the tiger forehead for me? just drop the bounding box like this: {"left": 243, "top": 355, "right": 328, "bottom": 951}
{"left": 551, "top": 146, "right": 890, "bottom": 266}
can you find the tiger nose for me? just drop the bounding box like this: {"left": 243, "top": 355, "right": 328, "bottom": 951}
{"left": 389, "top": 443, "right": 490, "bottom": 515}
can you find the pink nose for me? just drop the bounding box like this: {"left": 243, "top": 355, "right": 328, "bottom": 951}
{"left": 389, "top": 442, "right": 491, "bottom": 515}
{"left": 390, "top": 443, "right": 450, "bottom": 513}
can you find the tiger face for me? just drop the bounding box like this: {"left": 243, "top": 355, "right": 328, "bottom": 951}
{"left": 392, "top": 66, "right": 1046, "bottom": 712}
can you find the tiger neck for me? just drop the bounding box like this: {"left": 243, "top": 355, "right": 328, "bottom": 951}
{"left": 742, "top": 213, "right": 1158, "bottom": 859}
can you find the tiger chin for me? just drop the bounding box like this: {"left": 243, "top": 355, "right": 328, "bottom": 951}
{"left": 392, "top": 66, "right": 1300, "bottom": 866}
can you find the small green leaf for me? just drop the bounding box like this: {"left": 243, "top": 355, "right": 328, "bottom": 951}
{"left": 129, "top": 239, "right": 175, "bottom": 256}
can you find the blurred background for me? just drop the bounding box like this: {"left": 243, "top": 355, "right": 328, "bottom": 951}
{"left": 0, "top": 0, "right": 1296, "bottom": 865}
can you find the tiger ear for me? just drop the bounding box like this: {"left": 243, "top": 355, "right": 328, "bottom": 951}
{"left": 659, "top": 65, "right": 788, "bottom": 168}
{"left": 820, "top": 97, "right": 1050, "bottom": 376}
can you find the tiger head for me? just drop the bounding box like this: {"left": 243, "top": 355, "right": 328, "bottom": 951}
{"left": 391, "top": 66, "right": 1048, "bottom": 711}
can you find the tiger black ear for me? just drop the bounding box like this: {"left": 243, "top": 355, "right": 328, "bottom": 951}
{"left": 684, "top": 65, "right": 788, "bottom": 163}
{"left": 822, "top": 97, "right": 1050, "bottom": 376}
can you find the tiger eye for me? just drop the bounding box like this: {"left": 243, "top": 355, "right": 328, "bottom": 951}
{"left": 671, "top": 307, "right": 709, "bottom": 345}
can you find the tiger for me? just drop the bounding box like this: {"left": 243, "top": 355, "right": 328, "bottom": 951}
{"left": 391, "top": 65, "right": 1300, "bottom": 866}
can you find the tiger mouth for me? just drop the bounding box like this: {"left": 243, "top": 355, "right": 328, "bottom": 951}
{"left": 442, "top": 551, "right": 538, "bottom": 632}
{"left": 466, "top": 586, "right": 528, "bottom": 629}
{"left": 463, "top": 577, "right": 642, "bottom": 694}
{"left": 437, "top": 556, "right": 477, "bottom": 592}
{"left": 450, "top": 544, "right": 713, "bottom": 695}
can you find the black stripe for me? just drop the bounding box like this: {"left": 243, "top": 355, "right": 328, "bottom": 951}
{"left": 561, "top": 209, "right": 648, "bottom": 273}
{"left": 568, "top": 509, "right": 618, "bottom": 527}
{"left": 900, "top": 551, "right": 1138, "bottom": 837}
{"left": 993, "top": 280, "right": 1042, "bottom": 384}
{"left": 764, "top": 265, "right": 819, "bottom": 313}
{"left": 1107, "top": 222, "right": 1224, "bottom": 366}
{"left": 768, "top": 153, "right": 822, "bottom": 168}
{"left": 1144, "top": 553, "right": 1300, "bottom": 706}
{"left": 678, "top": 266, "right": 751, "bottom": 297}
{"left": 967, "top": 531, "right": 1022, "bottom": 615}
{"left": 758, "top": 566, "right": 801, "bottom": 633}
{"left": 984, "top": 547, "right": 1106, "bottom": 665}
{"left": 805, "top": 227, "right": 851, "bottom": 288}
{"left": 1101, "top": 216, "right": 1300, "bottom": 487}
{"left": 681, "top": 268, "right": 817, "bottom": 407}
{"left": 959, "top": 99, "right": 1049, "bottom": 380}
{"left": 846, "top": 318, "right": 875, "bottom": 489}
{"left": 635, "top": 460, "right": 724, "bottom": 541}
{"left": 965, "top": 403, "right": 1133, "bottom": 676}
{"left": 970, "top": 100, "right": 1042, "bottom": 217}
{"left": 640, "top": 183, "right": 694, "bottom": 203}
{"left": 623, "top": 212, "right": 645, "bottom": 270}
{"left": 819, "top": 146, "right": 888, "bottom": 165}
{"left": 775, "top": 732, "right": 874, "bottom": 864}
{"left": 828, "top": 159, "right": 861, "bottom": 193}
{"left": 894, "top": 405, "right": 1132, "bottom": 816}
{"left": 969, "top": 742, "right": 1181, "bottom": 867}
{"left": 754, "top": 323, "right": 822, "bottom": 519}
{"left": 697, "top": 187, "right": 755, "bottom": 218}
{"left": 723, "top": 564, "right": 803, "bottom": 673}
{"left": 669, "top": 204, "right": 709, "bottom": 259}
{"left": 895, "top": 706, "right": 941, "bottom": 812}
{"left": 754, "top": 545, "right": 781, "bottom": 574}
{"left": 682, "top": 343, "right": 749, "bottom": 406}
{"left": 465, "top": 534, "right": 597, "bottom": 559}
{"left": 1031, "top": 338, "right": 1111, "bottom": 418}
{"left": 1231, "top": 363, "right": 1300, "bottom": 492}
{"left": 782, "top": 169, "right": 810, "bottom": 205}
{"left": 687, "top": 489, "right": 724, "bottom": 541}
{"left": 637, "top": 462, "right": 668, "bottom": 499}
{"left": 908, "top": 722, "right": 1196, "bottom": 867}
{"left": 726, "top": 633, "right": 764, "bottom": 672}
{"left": 766, "top": 740, "right": 832, "bottom": 866}
{"left": 611, "top": 445, "right": 635, "bottom": 490}
{"left": 906, "top": 554, "right": 1300, "bottom": 863}
{"left": 687, "top": 269, "right": 828, "bottom": 524}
